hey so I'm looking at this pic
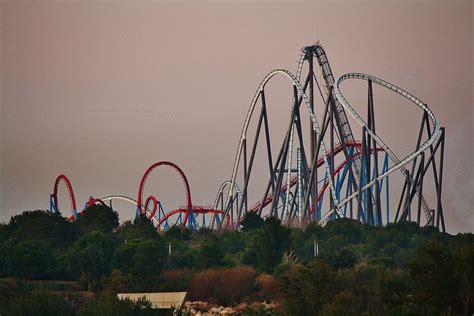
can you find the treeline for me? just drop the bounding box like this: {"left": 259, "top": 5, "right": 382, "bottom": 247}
{"left": 0, "top": 206, "right": 473, "bottom": 315}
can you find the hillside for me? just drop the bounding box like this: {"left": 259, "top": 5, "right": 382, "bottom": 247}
{"left": 0, "top": 206, "right": 472, "bottom": 315}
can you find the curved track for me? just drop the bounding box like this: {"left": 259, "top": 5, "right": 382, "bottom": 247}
{"left": 157, "top": 207, "right": 226, "bottom": 230}
{"left": 52, "top": 174, "right": 78, "bottom": 221}
{"left": 48, "top": 43, "right": 445, "bottom": 232}
{"left": 50, "top": 161, "right": 223, "bottom": 230}
{"left": 221, "top": 69, "right": 338, "bottom": 228}
{"left": 216, "top": 44, "right": 445, "bottom": 229}
{"left": 213, "top": 180, "right": 242, "bottom": 211}
{"left": 137, "top": 161, "right": 193, "bottom": 226}
{"left": 246, "top": 142, "right": 380, "bottom": 214}
{"left": 333, "top": 73, "right": 440, "bottom": 221}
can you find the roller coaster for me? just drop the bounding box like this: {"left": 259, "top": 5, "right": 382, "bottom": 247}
{"left": 49, "top": 162, "right": 226, "bottom": 230}
{"left": 49, "top": 43, "right": 446, "bottom": 232}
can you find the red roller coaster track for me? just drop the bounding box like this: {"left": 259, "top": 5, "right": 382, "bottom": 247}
{"left": 137, "top": 161, "right": 193, "bottom": 226}
{"left": 51, "top": 145, "right": 383, "bottom": 229}
{"left": 226, "top": 142, "right": 384, "bottom": 227}
{"left": 156, "top": 207, "right": 226, "bottom": 229}
{"left": 144, "top": 195, "right": 159, "bottom": 220}
{"left": 67, "top": 197, "right": 106, "bottom": 222}
{"left": 53, "top": 174, "right": 77, "bottom": 220}
{"left": 248, "top": 142, "right": 367, "bottom": 213}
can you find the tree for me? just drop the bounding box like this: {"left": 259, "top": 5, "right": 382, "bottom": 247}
{"left": 77, "top": 292, "right": 162, "bottom": 316}
{"left": 343, "top": 263, "right": 383, "bottom": 314}
{"left": 113, "top": 239, "right": 166, "bottom": 278}
{"left": 7, "top": 210, "right": 79, "bottom": 248}
{"left": 116, "top": 215, "right": 158, "bottom": 241}
{"left": 188, "top": 266, "right": 256, "bottom": 306}
{"left": 324, "top": 245, "right": 358, "bottom": 269}
{"left": 77, "top": 204, "right": 119, "bottom": 234}
{"left": 321, "top": 291, "right": 358, "bottom": 316}
{"left": 104, "top": 269, "right": 133, "bottom": 293}
{"left": 255, "top": 273, "right": 281, "bottom": 302}
{"left": 196, "top": 233, "right": 224, "bottom": 268}
{"left": 66, "top": 231, "right": 117, "bottom": 279}
{"left": 304, "top": 222, "right": 325, "bottom": 240}
{"left": 220, "top": 230, "right": 246, "bottom": 267}
{"left": 243, "top": 217, "right": 291, "bottom": 273}
{"left": 376, "top": 268, "right": 415, "bottom": 315}
{"left": 241, "top": 212, "right": 264, "bottom": 232}
{"left": 453, "top": 243, "right": 474, "bottom": 315}
{"left": 2, "top": 290, "right": 74, "bottom": 316}
{"left": 324, "top": 218, "right": 366, "bottom": 245}
{"left": 0, "top": 223, "right": 10, "bottom": 243}
{"left": 280, "top": 260, "right": 338, "bottom": 315}
{"left": 4, "top": 239, "right": 55, "bottom": 279}
{"left": 165, "top": 226, "right": 191, "bottom": 241}
{"left": 157, "top": 268, "right": 193, "bottom": 292}
{"left": 165, "top": 239, "right": 194, "bottom": 269}
{"left": 409, "top": 238, "right": 457, "bottom": 314}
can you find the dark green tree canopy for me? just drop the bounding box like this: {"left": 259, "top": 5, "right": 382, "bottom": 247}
{"left": 113, "top": 238, "right": 166, "bottom": 278}
{"left": 0, "top": 209, "right": 472, "bottom": 315}
{"left": 6, "top": 210, "right": 79, "bottom": 248}
{"left": 281, "top": 260, "right": 338, "bottom": 315}
{"left": 243, "top": 217, "right": 291, "bottom": 273}
{"left": 165, "top": 226, "right": 192, "bottom": 241}
{"left": 409, "top": 238, "right": 457, "bottom": 313}
{"left": 77, "top": 204, "right": 119, "bottom": 234}
{"left": 240, "top": 211, "right": 264, "bottom": 232}
{"left": 66, "top": 231, "right": 117, "bottom": 278}
{"left": 116, "top": 215, "right": 159, "bottom": 241}
{"left": 2, "top": 239, "right": 54, "bottom": 279}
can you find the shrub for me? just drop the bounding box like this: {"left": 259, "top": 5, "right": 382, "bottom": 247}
{"left": 158, "top": 268, "right": 193, "bottom": 291}
{"left": 2, "top": 289, "right": 74, "bottom": 316}
{"left": 255, "top": 273, "right": 280, "bottom": 301}
{"left": 188, "top": 266, "right": 256, "bottom": 305}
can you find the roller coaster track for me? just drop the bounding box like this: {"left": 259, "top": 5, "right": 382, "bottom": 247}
{"left": 51, "top": 174, "right": 78, "bottom": 221}
{"left": 220, "top": 45, "right": 360, "bottom": 228}
{"left": 137, "top": 161, "right": 193, "bottom": 226}
{"left": 101, "top": 195, "right": 159, "bottom": 221}
{"left": 334, "top": 73, "right": 440, "bottom": 223}
{"left": 302, "top": 45, "right": 356, "bottom": 148}
{"left": 219, "top": 68, "right": 338, "bottom": 229}
{"left": 51, "top": 161, "right": 224, "bottom": 230}
{"left": 156, "top": 207, "right": 226, "bottom": 230}
{"left": 213, "top": 180, "right": 242, "bottom": 210}
{"left": 217, "top": 44, "right": 444, "bottom": 229}
{"left": 49, "top": 43, "right": 445, "bottom": 232}
{"left": 249, "top": 144, "right": 385, "bottom": 223}
{"left": 247, "top": 142, "right": 372, "bottom": 214}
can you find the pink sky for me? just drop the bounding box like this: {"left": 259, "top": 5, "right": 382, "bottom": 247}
{"left": 0, "top": 1, "right": 472, "bottom": 232}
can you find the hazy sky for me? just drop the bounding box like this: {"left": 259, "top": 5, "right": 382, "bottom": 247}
{"left": 0, "top": 1, "right": 472, "bottom": 233}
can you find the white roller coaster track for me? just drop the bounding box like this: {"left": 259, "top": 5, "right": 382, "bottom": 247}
{"left": 101, "top": 195, "right": 137, "bottom": 206}
{"left": 219, "top": 49, "right": 440, "bottom": 228}
{"left": 316, "top": 72, "right": 441, "bottom": 224}
{"left": 311, "top": 45, "right": 356, "bottom": 145}
{"left": 297, "top": 47, "right": 437, "bottom": 225}
{"left": 100, "top": 195, "right": 160, "bottom": 225}
{"left": 284, "top": 45, "right": 358, "bottom": 223}
{"left": 213, "top": 180, "right": 242, "bottom": 211}
{"left": 222, "top": 69, "right": 341, "bottom": 227}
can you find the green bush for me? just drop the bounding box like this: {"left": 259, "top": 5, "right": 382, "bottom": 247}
{"left": 1, "top": 290, "right": 74, "bottom": 316}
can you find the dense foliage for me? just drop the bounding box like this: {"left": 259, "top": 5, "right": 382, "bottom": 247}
{"left": 0, "top": 208, "right": 472, "bottom": 315}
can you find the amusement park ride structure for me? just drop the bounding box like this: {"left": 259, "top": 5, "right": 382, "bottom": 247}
{"left": 49, "top": 43, "right": 446, "bottom": 232}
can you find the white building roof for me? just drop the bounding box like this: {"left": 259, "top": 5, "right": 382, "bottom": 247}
{"left": 117, "top": 292, "right": 187, "bottom": 309}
